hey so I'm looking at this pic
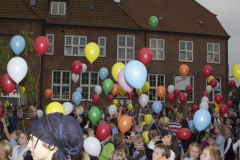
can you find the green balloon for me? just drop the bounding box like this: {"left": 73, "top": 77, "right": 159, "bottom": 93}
{"left": 102, "top": 78, "right": 114, "bottom": 95}
{"left": 88, "top": 106, "right": 101, "bottom": 124}
{"left": 149, "top": 16, "right": 159, "bottom": 28}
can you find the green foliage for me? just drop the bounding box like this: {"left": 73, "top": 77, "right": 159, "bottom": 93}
{"left": 229, "top": 87, "right": 240, "bottom": 108}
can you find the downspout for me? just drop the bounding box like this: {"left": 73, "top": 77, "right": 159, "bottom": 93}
{"left": 226, "top": 38, "right": 229, "bottom": 101}
{"left": 144, "top": 30, "right": 147, "bottom": 47}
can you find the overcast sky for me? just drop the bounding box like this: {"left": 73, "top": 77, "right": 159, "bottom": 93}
{"left": 195, "top": 0, "right": 240, "bottom": 81}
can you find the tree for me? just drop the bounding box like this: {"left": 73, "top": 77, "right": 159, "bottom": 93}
{"left": 229, "top": 86, "right": 240, "bottom": 109}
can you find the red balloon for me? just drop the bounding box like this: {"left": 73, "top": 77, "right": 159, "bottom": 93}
{"left": 138, "top": 48, "right": 153, "bottom": 66}
{"left": 185, "top": 85, "right": 192, "bottom": 94}
{"left": 202, "top": 65, "right": 213, "bottom": 78}
{"left": 92, "top": 94, "right": 100, "bottom": 105}
{"left": 202, "top": 91, "right": 209, "bottom": 98}
{"left": 210, "top": 79, "right": 218, "bottom": 88}
{"left": 219, "top": 104, "right": 228, "bottom": 115}
{"left": 107, "top": 94, "right": 114, "bottom": 103}
{"left": 176, "top": 128, "right": 192, "bottom": 140}
{"left": 192, "top": 104, "right": 198, "bottom": 112}
{"left": 178, "top": 93, "right": 187, "bottom": 104}
{"left": 1, "top": 73, "right": 16, "bottom": 94}
{"left": 96, "top": 123, "right": 111, "bottom": 141}
{"left": 127, "top": 91, "right": 135, "bottom": 99}
{"left": 71, "top": 60, "right": 82, "bottom": 74}
{"left": 226, "top": 100, "right": 232, "bottom": 108}
{"left": 229, "top": 80, "right": 236, "bottom": 88}
{"left": 214, "top": 93, "right": 223, "bottom": 105}
{"left": 173, "top": 89, "right": 180, "bottom": 97}
{"left": 34, "top": 36, "right": 50, "bottom": 56}
{"left": 167, "top": 93, "right": 175, "bottom": 102}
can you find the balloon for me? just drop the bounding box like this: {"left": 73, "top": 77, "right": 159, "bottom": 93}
{"left": 63, "top": 102, "right": 74, "bottom": 115}
{"left": 201, "top": 96, "right": 209, "bottom": 103}
{"left": 167, "top": 93, "right": 175, "bottom": 102}
{"left": 71, "top": 60, "right": 82, "bottom": 75}
{"left": 178, "top": 93, "right": 187, "bottom": 104}
{"left": 193, "top": 109, "right": 211, "bottom": 131}
{"left": 149, "top": 16, "right": 159, "bottom": 28}
{"left": 71, "top": 73, "right": 79, "bottom": 83}
{"left": 173, "top": 89, "right": 180, "bottom": 97}
{"left": 207, "top": 76, "right": 214, "bottom": 83}
{"left": 229, "top": 80, "right": 236, "bottom": 88}
{"left": 92, "top": 94, "right": 100, "bottom": 105}
{"left": 144, "top": 114, "right": 153, "bottom": 125}
{"left": 127, "top": 91, "right": 135, "bottom": 99}
{"left": 36, "top": 110, "right": 43, "bottom": 118}
{"left": 107, "top": 94, "right": 114, "bottom": 103}
{"left": 214, "top": 100, "right": 221, "bottom": 108}
{"left": 111, "top": 84, "right": 119, "bottom": 96}
{"left": 112, "top": 62, "right": 125, "bottom": 82}
{"left": 213, "top": 82, "right": 220, "bottom": 91}
{"left": 206, "top": 85, "right": 212, "bottom": 93}
{"left": 176, "top": 128, "right": 192, "bottom": 140}
{"left": 84, "top": 42, "right": 100, "bottom": 64}
{"left": 199, "top": 101, "right": 209, "bottom": 110}
{"left": 82, "top": 63, "right": 87, "bottom": 73}
{"left": 44, "top": 89, "right": 52, "bottom": 99}
{"left": 102, "top": 78, "right": 114, "bottom": 95}
{"left": 136, "top": 89, "right": 143, "bottom": 95}
{"left": 94, "top": 85, "right": 102, "bottom": 95}
{"left": 142, "top": 131, "right": 150, "bottom": 143}
{"left": 34, "top": 36, "right": 50, "bottom": 56}
{"left": 7, "top": 57, "right": 28, "bottom": 83}
{"left": 99, "top": 67, "right": 108, "bottom": 80}
{"left": 118, "top": 115, "right": 132, "bottom": 133}
{"left": 142, "top": 81, "right": 150, "bottom": 93}
{"left": 96, "top": 123, "right": 111, "bottom": 141}
{"left": 214, "top": 93, "right": 223, "bottom": 105}
{"left": 192, "top": 104, "right": 198, "bottom": 112}
{"left": 185, "top": 85, "right": 192, "bottom": 94}
{"left": 75, "top": 87, "right": 83, "bottom": 94}
{"left": 19, "top": 86, "right": 25, "bottom": 95}
{"left": 108, "top": 104, "right": 117, "bottom": 116}
{"left": 232, "top": 64, "right": 240, "bottom": 81}
{"left": 88, "top": 107, "right": 101, "bottom": 124}
{"left": 112, "top": 99, "right": 119, "bottom": 106}
{"left": 179, "top": 64, "right": 189, "bottom": 76}
{"left": 139, "top": 94, "right": 149, "bottom": 107}
{"left": 167, "top": 85, "right": 175, "bottom": 93}
{"left": 127, "top": 104, "right": 133, "bottom": 111}
{"left": 156, "top": 86, "right": 166, "bottom": 99}
{"left": 124, "top": 60, "right": 147, "bottom": 89}
{"left": 188, "top": 120, "right": 194, "bottom": 132}
{"left": 202, "top": 65, "right": 213, "bottom": 78}
{"left": 46, "top": 102, "right": 66, "bottom": 115}
{"left": 118, "top": 86, "right": 127, "bottom": 96}
{"left": 138, "top": 48, "right": 153, "bottom": 66}
{"left": 10, "top": 35, "right": 26, "bottom": 55}
{"left": 1, "top": 73, "right": 16, "bottom": 94}
{"left": 219, "top": 104, "right": 227, "bottom": 115}
{"left": 210, "top": 79, "right": 218, "bottom": 88}
{"left": 84, "top": 137, "right": 101, "bottom": 157}
{"left": 202, "top": 91, "right": 209, "bottom": 98}
{"left": 152, "top": 101, "right": 162, "bottom": 114}
{"left": 214, "top": 107, "right": 219, "bottom": 114}
{"left": 72, "top": 92, "right": 82, "bottom": 105}
{"left": 117, "top": 69, "right": 134, "bottom": 92}
{"left": 226, "top": 100, "right": 232, "bottom": 108}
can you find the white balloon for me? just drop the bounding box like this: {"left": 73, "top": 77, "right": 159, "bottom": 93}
{"left": 82, "top": 63, "right": 87, "bottom": 73}
{"left": 201, "top": 96, "right": 209, "bottom": 103}
{"left": 95, "top": 85, "right": 102, "bottom": 95}
{"left": 37, "top": 110, "right": 43, "bottom": 118}
{"left": 108, "top": 104, "right": 117, "bottom": 116}
{"left": 7, "top": 57, "right": 28, "bottom": 83}
{"left": 139, "top": 94, "right": 149, "bottom": 107}
{"left": 84, "top": 137, "right": 101, "bottom": 157}
{"left": 199, "top": 101, "right": 209, "bottom": 110}
{"left": 71, "top": 73, "right": 79, "bottom": 83}
{"left": 167, "top": 85, "right": 175, "bottom": 93}
{"left": 206, "top": 85, "right": 212, "bottom": 93}
{"left": 63, "top": 102, "right": 74, "bottom": 115}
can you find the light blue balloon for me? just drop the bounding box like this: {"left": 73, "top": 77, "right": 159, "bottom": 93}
{"left": 75, "top": 87, "right": 83, "bottom": 94}
{"left": 99, "top": 67, "right": 108, "bottom": 80}
{"left": 193, "top": 109, "right": 211, "bottom": 131}
{"left": 188, "top": 120, "right": 194, "bottom": 132}
{"left": 152, "top": 101, "right": 162, "bottom": 114}
{"left": 72, "top": 92, "right": 82, "bottom": 105}
{"left": 10, "top": 35, "right": 26, "bottom": 55}
{"left": 124, "top": 60, "right": 147, "bottom": 89}
{"left": 213, "top": 82, "right": 220, "bottom": 91}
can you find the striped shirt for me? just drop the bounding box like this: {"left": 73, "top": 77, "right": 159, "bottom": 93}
{"left": 168, "top": 120, "right": 181, "bottom": 133}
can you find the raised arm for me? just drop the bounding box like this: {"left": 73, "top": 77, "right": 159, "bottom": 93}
{"left": 1, "top": 117, "right": 10, "bottom": 140}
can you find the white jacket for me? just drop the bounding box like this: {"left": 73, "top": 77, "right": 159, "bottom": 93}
{"left": 12, "top": 145, "right": 29, "bottom": 160}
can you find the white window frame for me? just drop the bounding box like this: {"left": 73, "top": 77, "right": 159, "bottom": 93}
{"left": 148, "top": 74, "right": 165, "bottom": 102}
{"left": 117, "top": 35, "right": 135, "bottom": 64}
{"left": 80, "top": 72, "right": 99, "bottom": 101}
{"left": 46, "top": 34, "right": 54, "bottom": 55}
{"left": 98, "top": 37, "right": 106, "bottom": 57}
{"left": 64, "top": 35, "right": 87, "bottom": 56}
{"left": 149, "top": 38, "right": 165, "bottom": 60}
{"left": 206, "top": 77, "right": 221, "bottom": 103}
{"left": 52, "top": 70, "right": 71, "bottom": 100}
{"left": 207, "top": 43, "right": 220, "bottom": 63}
{"left": 50, "top": 1, "right": 66, "bottom": 16}
{"left": 187, "top": 76, "right": 194, "bottom": 103}
{"left": 179, "top": 41, "right": 193, "bottom": 62}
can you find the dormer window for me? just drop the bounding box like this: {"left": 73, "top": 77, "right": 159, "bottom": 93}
{"left": 51, "top": 1, "right": 66, "bottom": 15}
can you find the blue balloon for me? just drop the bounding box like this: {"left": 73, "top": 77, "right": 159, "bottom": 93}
{"left": 193, "top": 109, "right": 211, "bottom": 131}
{"left": 124, "top": 60, "right": 147, "bottom": 89}
{"left": 10, "top": 35, "right": 26, "bottom": 55}
{"left": 72, "top": 92, "right": 82, "bottom": 105}
{"left": 213, "top": 82, "right": 220, "bottom": 91}
{"left": 152, "top": 101, "right": 162, "bottom": 114}
{"left": 188, "top": 120, "right": 194, "bottom": 132}
{"left": 75, "top": 87, "right": 83, "bottom": 94}
{"left": 99, "top": 67, "right": 108, "bottom": 80}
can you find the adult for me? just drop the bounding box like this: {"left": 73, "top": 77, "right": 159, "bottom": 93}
{"left": 8, "top": 106, "right": 23, "bottom": 133}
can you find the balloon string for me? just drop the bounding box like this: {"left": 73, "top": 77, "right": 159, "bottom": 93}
{"left": 17, "top": 83, "right": 21, "bottom": 106}
{"left": 36, "top": 56, "right": 41, "bottom": 105}
{"left": 196, "top": 132, "right": 200, "bottom": 143}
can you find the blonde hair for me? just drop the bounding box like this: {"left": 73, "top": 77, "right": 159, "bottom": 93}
{"left": 154, "top": 144, "right": 170, "bottom": 158}
{"left": 75, "top": 105, "right": 84, "bottom": 115}
{"left": 158, "top": 116, "right": 170, "bottom": 128}
{"left": 133, "top": 134, "right": 144, "bottom": 144}
{"left": 110, "top": 149, "right": 125, "bottom": 160}
{"left": 214, "top": 123, "right": 227, "bottom": 138}
{"left": 183, "top": 142, "right": 202, "bottom": 158}
{"left": 86, "top": 128, "right": 95, "bottom": 137}
{"left": 148, "top": 130, "right": 159, "bottom": 140}
{"left": 0, "top": 140, "right": 12, "bottom": 158}
{"left": 203, "top": 146, "right": 221, "bottom": 160}
{"left": 176, "top": 112, "right": 183, "bottom": 121}
{"left": 30, "top": 105, "right": 37, "bottom": 110}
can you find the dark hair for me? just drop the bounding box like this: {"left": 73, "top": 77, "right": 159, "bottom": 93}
{"left": 154, "top": 144, "right": 170, "bottom": 158}
{"left": 83, "top": 129, "right": 89, "bottom": 137}
{"left": 104, "top": 114, "right": 110, "bottom": 121}
{"left": 110, "top": 118, "right": 118, "bottom": 126}
{"left": 168, "top": 110, "right": 176, "bottom": 120}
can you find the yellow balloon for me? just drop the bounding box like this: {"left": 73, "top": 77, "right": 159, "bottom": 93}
{"left": 214, "top": 100, "right": 222, "bottom": 108}
{"left": 127, "top": 104, "right": 133, "bottom": 111}
{"left": 111, "top": 62, "right": 125, "bottom": 82}
{"left": 113, "top": 99, "right": 119, "bottom": 106}
{"left": 142, "top": 81, "right": 150, "bottom": 93}
{"left": 118, "top": 86, "right": 127, "bottom": 96}
{"left": 232, "top": 64, "right": 240, "bottom": 81}
{"left": 19, "top": 86, "right": 26, "bottom": 95}
{"left": 46, "top": 102, "right": 66, "bottom": 115}
{"left": 3, "top": 102, "right": 8, "bottom": 108}
{"left": 136, "top": 89, "right": 143, "bottom": 95}
{"left": 5, "top": 101, "right": 9, "bottom": 106}
{"left": 142, "top": 131, "right": 149, "bottom": 143}
{"left": 84, "top": 42, "right": 100, "bottom": 64}
{"left": 207, "top": 76, "right": 214, "bottom": 83}
{"left": 142, "top": 122, "right": 146, "bottom": 126}
{"left": 214, "top": 107, "right": 219, "bottom": 114}
{"left": 144, "top": 114, "right": 153, "bottom": 125}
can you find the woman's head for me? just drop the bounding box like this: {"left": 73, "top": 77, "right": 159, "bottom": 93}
{"left": 152, "top": 144, "right": 170, "bottom": 160}
{"left": 184, "top": 142, "right": 202, "bottom": 160}
{"left": 200, "top": 146, "right": 221, "bottom": 160}
{"left": 0, "top": 140, "right": 12, "bottom": 158}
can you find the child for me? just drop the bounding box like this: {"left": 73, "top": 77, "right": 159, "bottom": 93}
{"left": 152, "top": 144, "right": 170, "bottom": 160}
{"left": 201, "top": 132, "right": 208, "bottom": 148}
{"left": 0, "top": 140, "right": 12, "bottom": 160}
{"left": 113, "top": 133, "right": 126, "bottom": 149}
{"left": 224, "top": 127, "right": 235, "bottom": 160}
{"left": 225, "top": 118, "right": 233, "bottom": 128}
{"left": 100, "top": 134, "right": 115, "bottom": 160}
{"left": 110, "top": 118, "right": 119, "bottom": 141}
{"left": 214, "top": 123, "right": 225, "bottom": 158}
{"left": 183, "top": 142, "right": 202, "bottom": 160}
{"left": 207, "top": 134, "right": 216, "bottom": 147}
{"left": 200, "top": 146, "right": 221, "bottom": 160}
{"left": 130, "top": 134, "right": 146, "bottom": 160}
{"left": 145, "top": 130, "right": 160, "bottom": 160}
{"left": 110, "top": 149, "right": 126, "bottom": 160}
{"left": 12, "top": 132, "right": 30, "bottom": 160}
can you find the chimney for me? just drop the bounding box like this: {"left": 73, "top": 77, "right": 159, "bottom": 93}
{"left": 30, "top": 0, "right": 36, "bottom": 6}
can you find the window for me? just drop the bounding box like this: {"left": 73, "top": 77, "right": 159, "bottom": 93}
{"left": 51, "top": 2, "right": 66, "bottom": 15}
{"left": 80, "top": 72, "right": 99, "bottom": 100}
{"left": 64, "top": 35, "right": 87, "bottom": 56}
{"left": 150, "top": 38, "right": 164, "bottom": 60}
{"left": 148, "top": 74, "right": 165, "bottom": 102}
{"left": 206, "top": 77, "right": 221, "bottom": 102}
{"left": 117, "top": 35, "right": 135, "bottom": 64}
{"left": 46, "top": 34, "right": 54, "bottom": 55}
{"left": 52, "top": 71, "right": 71, "bottom": 100}
{"left": 186, "top": 76, "right": 194, "bottom": 103}
{"left": 98, "top": 37, "right": 106, "bottom": 57}
{"left": 179, "top": 41, "right": 193, "bottom": 62}
{"left": 207, "top": 43, "right": 220, "bottom": 63}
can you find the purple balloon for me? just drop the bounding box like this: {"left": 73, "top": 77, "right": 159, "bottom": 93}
{"left": 118, "top": 69, "right": 133, "bottom": 92}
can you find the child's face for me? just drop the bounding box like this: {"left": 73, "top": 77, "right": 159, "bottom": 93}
{"left": 83, "top": 134, "right": 88, "bottom": 140}
{"left": 134, "top": 141, "right": 143, "bottom": 149}
{"left": 200, "top": 148, "right": 211, "bottom": 160}
{"left": 214, "top": 126, "right": 220, "bottom": 134}
{"left": 190, "top": 146, "right": 200, "bottom": 159}
{"left": 18, "top": 133, "right": 28, "bottom": 145}
{"left": 152, "top": 148, "right": 163, "bottom": 160}
{"left": 207, "top": 139, "right": 215, "bottom": 146}
{"left": 162, "top": 134, "right": 172, "bottom": 145}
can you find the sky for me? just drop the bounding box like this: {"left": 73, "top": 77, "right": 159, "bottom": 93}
{"left": 195, "top": 0, "right": 240, "bottom": 81}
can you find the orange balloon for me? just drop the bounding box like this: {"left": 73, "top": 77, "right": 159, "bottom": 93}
{"left": 156, "top": 86, "right": 166, "bottom": 99}
{"left": 111, "top": 84, "right": 119, "bottom": 96}
{"left": 118, "top": 115, "right": 132, "bottom": 133}
{"left": 179, "top": 64, "right": 189, "bottom": 76}
{"left": 45, "top": 89, "right": 52, "bottom": 99}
